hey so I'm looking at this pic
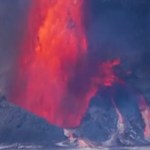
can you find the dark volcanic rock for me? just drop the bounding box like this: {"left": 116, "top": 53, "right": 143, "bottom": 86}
{"left": 76, "top": 93, "right": 117, "bottom": 144}
{"left": 75, "top": 85, "right": 150, "bottom": 147}
{"left": 112, "top": 84, "right": 146, "bottom": 146}
{"left": 0, "top": 96, "right": 65, "bottom": 145}
{"left": 75, "top": 88, "right": 117, "bottom": 145}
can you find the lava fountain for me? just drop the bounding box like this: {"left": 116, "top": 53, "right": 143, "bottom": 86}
{"left": 10, "top": 0, "right": 119, "bottom": 128}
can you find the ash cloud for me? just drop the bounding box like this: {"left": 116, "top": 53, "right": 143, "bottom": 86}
{"left": 87, "top": 0, "right": 150, "bottom": 72}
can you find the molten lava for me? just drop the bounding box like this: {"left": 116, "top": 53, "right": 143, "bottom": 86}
{"left": 112, "top": 98, "right": 124, "bottom": 134}
{"left": 10, "top": 0, "right": 119, "bottom": 128}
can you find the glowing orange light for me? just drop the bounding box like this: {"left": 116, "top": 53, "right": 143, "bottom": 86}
{"left": 10, "top": 0, "right": 120, "bottom": 128}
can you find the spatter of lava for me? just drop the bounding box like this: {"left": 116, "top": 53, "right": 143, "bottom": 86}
{"left": 10, "top": 0, "right": 120, "bottom": 128}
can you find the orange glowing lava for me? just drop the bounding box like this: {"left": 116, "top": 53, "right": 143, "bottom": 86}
{"left": 10, "top": 0, "right": 120, "bottom": 128}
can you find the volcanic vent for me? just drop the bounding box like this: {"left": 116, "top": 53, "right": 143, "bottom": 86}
{"left": 7, "top": 0, "right": 150, "bottom": 147}
{"left": 9, "top": 0, "right": 120, "bottom": 128}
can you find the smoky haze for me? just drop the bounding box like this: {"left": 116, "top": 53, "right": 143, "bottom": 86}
{"left": 88, "top": 0, "right": 150, "bottom": 71}
{"left": 0, "top": 0, "right": 150, "bottom": 96}
{"left": 0, "top": 0, "right": 29, "bottom": 94}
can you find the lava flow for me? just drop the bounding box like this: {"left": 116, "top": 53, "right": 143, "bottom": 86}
{"left": 139, "top": 95, "right": 150, "bottom": 138}
{"left": 10, "top": 0, "right": 119, "bottom": 128}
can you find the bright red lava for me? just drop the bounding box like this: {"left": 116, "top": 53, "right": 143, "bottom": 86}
{"left": 10, "top": 0, "right": 119, "bottom": 128}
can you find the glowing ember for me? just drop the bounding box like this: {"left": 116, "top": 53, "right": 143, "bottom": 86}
{"left": 10, "top": 0, "right": 120, "bottom": 128}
